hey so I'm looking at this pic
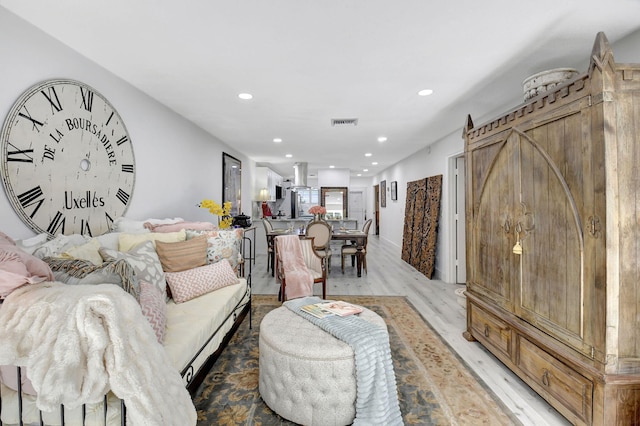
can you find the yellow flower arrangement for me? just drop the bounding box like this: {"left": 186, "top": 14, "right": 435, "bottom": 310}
{"left": 199, "top": 199, "right": 233, "bottom": 229}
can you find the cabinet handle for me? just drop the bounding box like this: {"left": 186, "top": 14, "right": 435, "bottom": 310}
{"left": 484, "top": 324, "right": 490, "bottom": 338}
{"left": 542, "top": 369, "right": 550, "bottom": 386}
{"left": 512, "top": 222, "right": 523, "bottom": 255}
{"left": 588, "top": 215, "right": 602, "bottom": 238}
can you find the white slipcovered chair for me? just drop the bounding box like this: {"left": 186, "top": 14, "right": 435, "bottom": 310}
{"left": 305, "top": 219, "right": 333, "bottom": 271}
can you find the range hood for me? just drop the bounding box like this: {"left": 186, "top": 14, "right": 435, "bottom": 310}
{"left": 291, "top": 162, "right": 309, "bottom": 189}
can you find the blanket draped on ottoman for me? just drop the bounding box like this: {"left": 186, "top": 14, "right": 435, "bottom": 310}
{"left": 0, "top": 282, "right": 196, "bottom": 426}
{"left": 285, "top": 296, "right": 403, "bottom": 425}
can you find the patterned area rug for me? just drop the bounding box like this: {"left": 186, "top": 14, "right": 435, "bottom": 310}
{"left": 193, "top": 295, "right": 518, "bottom": 425}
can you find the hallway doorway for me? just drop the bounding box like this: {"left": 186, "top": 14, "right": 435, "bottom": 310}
{"left": 374, "top": 184, "right": 380, "bottom": 235}
{"left": 450, "top": 154, "right": 466, "bottom": 284}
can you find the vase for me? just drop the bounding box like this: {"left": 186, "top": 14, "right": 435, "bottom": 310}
{"left": 522, "top": 68, "right": 579, "bottom": 101}
{"left": 313, "top": 213, "right": 325, "bottom": 221}
{"left": 219, "top": 215, "right": 233, "bottom": 229}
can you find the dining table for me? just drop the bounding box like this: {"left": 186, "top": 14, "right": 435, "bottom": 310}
{"left": 267, "top": 228, "right": 369, "bottom": 277}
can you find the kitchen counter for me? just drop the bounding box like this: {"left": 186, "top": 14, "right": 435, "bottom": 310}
{"left": 267, "top": 217, "right": 358, "bottom": 229}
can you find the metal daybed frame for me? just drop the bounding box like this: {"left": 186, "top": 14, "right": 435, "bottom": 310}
{"left": 0, "top": 275, "right": 252, "bottom": 426}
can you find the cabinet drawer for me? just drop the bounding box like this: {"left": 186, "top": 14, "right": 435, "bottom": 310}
{"left": 469, "top": 303, "right": 511, "bottom": 359}
{"left": 517, "top": 336, "right": 593, "bottom": 424}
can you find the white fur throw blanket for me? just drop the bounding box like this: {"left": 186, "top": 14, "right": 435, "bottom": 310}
{"left": 0, "top": 282, "right": 196, "bottom": 426}
{"left": 285, "top": 296, "right": 403, "bottom": 425}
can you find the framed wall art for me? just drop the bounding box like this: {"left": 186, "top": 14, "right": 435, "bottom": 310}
{"left": 380, "top": 180, "right": 387, "bottom": 207}
{"left": 222, "top": 153, "right": 242, "bottom": 216}
{"left": 391, "top": 181, "right": 397, "bottom": 201}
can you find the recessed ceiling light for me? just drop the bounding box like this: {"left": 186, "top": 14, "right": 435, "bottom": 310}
{"left": 273, "top": 138, "right": 282, "bottom": 143}
{"left": 238, "top": 93, "right": 253, "bottom": 100}
{"left": 377, "top": 136, "right": 387, "bottom": 143}
{"left": 372, "top": 162, "right": 378, "bottom": 165}
{"left": 418, "top": 89, "right": 433, "bottom": 96}
{"left": 285, "top": 154, "right": 292, "bottom": 158}
{"left": 365, "top": 153, "right": 372, "bottom": 157}
{"left": 363, "top": 168, "right": 368, "bottom": 172}
{"left": 357, "top": 173, "right": 362, "bottom": 177}
{"left": 329, "top": 165, "right": 335, "bottom": 169}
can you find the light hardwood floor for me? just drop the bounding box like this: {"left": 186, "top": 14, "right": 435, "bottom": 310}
{"left": 248, "top": 235, "right": 570, "bottom": 426}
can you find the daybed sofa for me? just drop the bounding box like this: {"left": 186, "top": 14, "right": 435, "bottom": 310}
{"left": 0, "top": 217, "right": 251, "bottom": 426}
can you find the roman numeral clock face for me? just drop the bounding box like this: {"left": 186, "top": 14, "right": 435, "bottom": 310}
{"left": 1, "top": 79, "right": 135, "bottom": 237}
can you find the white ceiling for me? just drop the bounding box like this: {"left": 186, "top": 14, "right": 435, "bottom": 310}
{"left": 2, "top": 1, "right": 640, "bottom": 180}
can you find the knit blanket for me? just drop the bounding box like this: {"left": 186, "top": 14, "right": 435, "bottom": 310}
{"left": 284, "top": 296, "right": 403, "bottom": 425}
{"left": 276, "top": 235, "right": 313, "bottom": 299}
{"left": 0, "top": 282, "right": 196, "bottom": 426}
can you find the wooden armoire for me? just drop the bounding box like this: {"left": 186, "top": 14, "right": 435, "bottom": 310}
{"left": 463, "top": 32, "right": 640, "bottom": 425}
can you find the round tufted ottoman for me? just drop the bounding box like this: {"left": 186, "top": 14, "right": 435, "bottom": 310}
{"left": 259, "top": 305, "right": 385, "bottom": 426}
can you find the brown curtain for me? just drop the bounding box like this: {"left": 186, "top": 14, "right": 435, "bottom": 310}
{"left": 401, "top": 175, "right": 442, "bottom": 279}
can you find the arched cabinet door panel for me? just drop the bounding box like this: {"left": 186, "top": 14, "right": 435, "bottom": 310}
{"left": 472, "top": 125, "right": 593, "bottom": 357}
{"left": 471, "top": 134, "right": 518, "bottom": 310}
{"left": 515, "top": 130, "right": 585, "bottom": 352}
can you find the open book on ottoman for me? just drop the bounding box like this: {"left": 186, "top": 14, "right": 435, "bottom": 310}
{"left": 300, "top": 300, "right": 363, "bottom": 319}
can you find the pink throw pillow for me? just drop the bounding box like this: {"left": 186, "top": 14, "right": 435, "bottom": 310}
{"left": 139, "top": 281, "right": 167, "bottom": 343}
{"left": 165, "top": 261, "right": 239, "bottom": 304}
{"left": 0, "top": 365, "right": 37, "bottom": 395}
{"left": 0, "top": 233, "right": 53, "bottom": 298}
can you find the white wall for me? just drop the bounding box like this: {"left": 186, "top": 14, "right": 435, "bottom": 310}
{"left": 374, "top": 131, "right": 463, "bottom": 282}
{"left": 317, "top": 168, "right": 350, "bottom": 187}
{"left": 0, "top": 9, "right": 256, "bottom": 240}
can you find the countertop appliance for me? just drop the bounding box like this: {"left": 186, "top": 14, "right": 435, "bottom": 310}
{"left": 232, "top": 213, "right": 252, "bottom": 228}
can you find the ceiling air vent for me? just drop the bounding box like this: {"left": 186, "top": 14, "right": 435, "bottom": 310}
{"left": 331, "top": 118, "right": 358, "bottom": 127}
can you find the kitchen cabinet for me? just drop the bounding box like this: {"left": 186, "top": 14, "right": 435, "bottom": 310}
{"left": 463, "top": 32, "right": 640, "bottom": 425}
{"left": 256, "top": 167, "right": 283, "bottom": 201}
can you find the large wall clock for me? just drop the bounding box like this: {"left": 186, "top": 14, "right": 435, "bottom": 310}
{"left": 1, "top": 79, "right": 135, "bottom": 237}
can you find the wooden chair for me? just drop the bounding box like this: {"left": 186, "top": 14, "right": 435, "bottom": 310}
{"left": 341, "top": 218, "right": 373, "bottom": 273}
{"left": 305, "top": 219, "right": 333, "bottom": 271}
{"left": 262, "top": 218, "right": 275, "bottom": 274}
{"left": 275, "top": 236, "right": 327, "bottom": 302}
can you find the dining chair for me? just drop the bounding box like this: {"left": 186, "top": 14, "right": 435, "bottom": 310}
{"left": 275, "top": 236, "right": 327, "bottom": 301}
{"left": 341, "top": 218, "right": 373, "bottom": 273}
{"left": 262, "top": 218, "right": 275, "bottom": 273}
{"left": 305, "top": 219, "right": 333, "bottom": 271}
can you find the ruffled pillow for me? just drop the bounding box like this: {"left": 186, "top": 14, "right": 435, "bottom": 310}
{"left": 0, "top": 232, "right": 53, "bottom": 298}
{"left": 0, "top": 252, "right": 45, "bottom": 298}
{"left": 0, "top": 365, "right": 37, "bottom": 396}
{"left": 165, "top": 261, "right": 239, "bottom": 304}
